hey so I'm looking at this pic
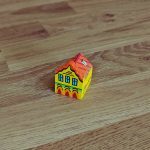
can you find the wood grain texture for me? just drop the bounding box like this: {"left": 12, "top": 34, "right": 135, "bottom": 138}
{"left": 0, "top": 50, "right": 8, "bottom": 75}
{"left": 30, "top": 113, "right": 150, "bottom": 150}
{"left": 0, "top": 0, "right": 150, "bottom": 150}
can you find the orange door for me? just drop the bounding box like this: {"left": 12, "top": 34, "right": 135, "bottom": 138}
{"left": 65, "top": 91, "right": 69, "bottom": 96}
{"left": 73, "top": 92, "right": 77, "bottom": 99}
{"left": 58, "top": 88, "right": 62, "bottom": 94}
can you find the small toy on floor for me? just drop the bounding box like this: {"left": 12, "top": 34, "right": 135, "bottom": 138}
{"left": 55, "top": 53, "right": 93, "bottom": 100}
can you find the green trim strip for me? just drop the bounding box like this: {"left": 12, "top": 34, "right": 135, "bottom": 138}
{"left": 55, "top": 82, "right": 82, "bottom": 92}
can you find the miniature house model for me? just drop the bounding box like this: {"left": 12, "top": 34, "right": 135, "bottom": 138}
{"left": 55, "top": 53, "right": 93, "bottom": 100}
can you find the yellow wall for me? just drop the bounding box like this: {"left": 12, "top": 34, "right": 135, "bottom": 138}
{"left": 55, "top": 66, "right": 83, "bottom": 99}
{"left": 55, "top": 66, "right": 93, "bottom": 100}
{"left": 55, "top": 66, "right": 83, "bottom": 88}
{"left": 82, "top": 68, "right": 93, "bottom": 97}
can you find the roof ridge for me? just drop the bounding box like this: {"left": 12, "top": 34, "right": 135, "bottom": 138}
{"left": 74, "top": 53, "right": 83, "bottom": 63}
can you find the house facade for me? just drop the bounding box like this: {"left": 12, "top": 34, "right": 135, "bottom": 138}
{"left": 55, "top": 53, "right": 93, "bottom": 100}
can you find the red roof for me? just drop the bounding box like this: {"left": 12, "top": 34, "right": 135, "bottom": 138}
{"left": 55, "top": 53, "right": 93, "bottom": 81}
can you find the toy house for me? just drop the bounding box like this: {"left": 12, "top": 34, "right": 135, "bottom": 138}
{"left": 55, "top": 53, "right": 93, "bottom": 100}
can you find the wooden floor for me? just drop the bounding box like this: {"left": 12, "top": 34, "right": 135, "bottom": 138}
{"left": 0, "top": 0, "right": 150, "bottom": 150}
